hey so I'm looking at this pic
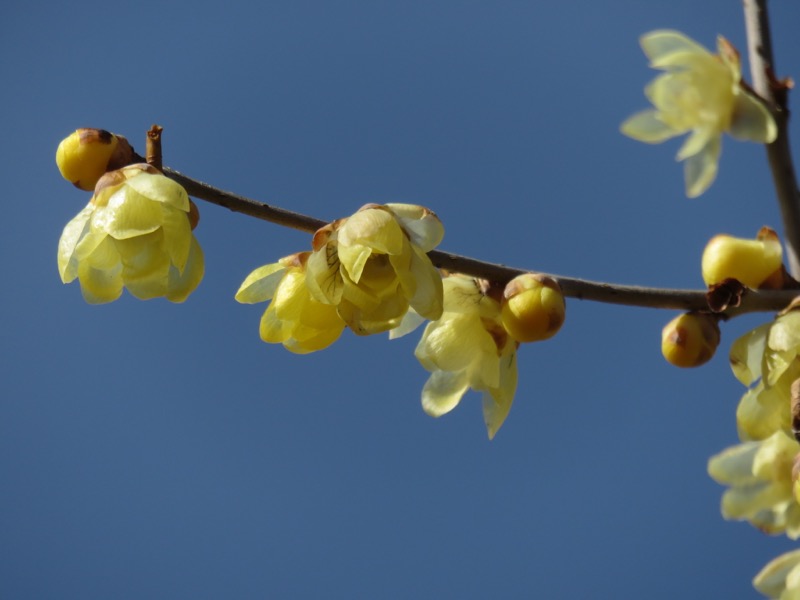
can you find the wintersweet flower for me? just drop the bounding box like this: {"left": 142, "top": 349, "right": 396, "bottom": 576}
{"left": 708, "top": 430, "right": 800, "bottom": 538}
{"left": 729, "top": 303, "right": 800, "bottom": 440}
{"left": 754, "top": 549, "right": 800, "bottom": 599}
{"left": 413, "top": 275, "right": 519, "bottom": 439}
{"left": 57, "top": 164, "right": 204, "bottom": 304}
{"left": 621, "top": 30, "right": 776, "bottom": 197}
{"left": 305, "top": 203, "right": 444, "bottom": 335}
{"left": 235, "top": 252, "right": 346, "bottom": 354}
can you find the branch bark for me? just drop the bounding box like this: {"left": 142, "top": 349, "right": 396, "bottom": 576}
{"left": 743, "top": 0, "right": 800, "bottom": 277}
{"left": 164, "top": 166, "right": 799, "bottom": 316}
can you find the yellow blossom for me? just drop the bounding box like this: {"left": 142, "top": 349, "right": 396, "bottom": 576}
{"left": 621, "top": 30, "right": 776, "bottom": 197}
{"left": 413, "top": 275, "right": 518, "bottom": 439}
{"left": 235, "top": 252, "right": 346, "bottom": 354}
{"left": 57, "top": 164, "right": 204, "bottom": 303}
{"left": 729, "top": 306, "right": 800, "bottom": 440}
{"left": 305, "top": 203, "right": 444, "bottom": 335}
{"left": 754, "top": 549, "right": 800, "bottom": 599}
{"left": 708, "top": 430, "right": 800, "bottom": 538}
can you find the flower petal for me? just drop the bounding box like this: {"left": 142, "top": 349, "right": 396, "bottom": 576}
{"left": 754, "top": 549, "right": 800, "bottom": 598}
{"left": 385, "top": 203, "right": 445, "bottom": 251}
{"left": 125, "top": 171, "right": 190, "bottom": 211}
{"left": 620, "top": 110, "right": 680, "bottom": 143}
{"left": 92, "top": 188, "right": 163, "bottom": 239}
{"left": 482, "top": 348, "right": 518, "bottom": 440}
{"left": 640, "top": 30, "right": 712, "bottom": 68}
{"left": 683, "top": 135, "right": 721, "bottom": 197}
{"left": 421, "top": 369, "right": 470, "bottom": 417}
{"left": 235, "top": 263, "right": 287, "bottom": 304}
{"left": 729, "top": 323, "right": 769, "bottom": 386}
{"left": 166, "top": 237, "right": 205, "bottom": 303}
{"left": 57, "top": 204, "right": 93, "bottom": 283}
{"left": 407, "top": 247, "right": 443, "bottom": 321}
{"left": 730, "top": 90, "right": 777, "bottom": 143}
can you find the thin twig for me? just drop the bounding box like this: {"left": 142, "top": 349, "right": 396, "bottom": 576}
{"left": 163, "top": 166, "right": 800, "bottom": 316}
{"left": 743, "top": 0, "right": 800, "bottom": 277}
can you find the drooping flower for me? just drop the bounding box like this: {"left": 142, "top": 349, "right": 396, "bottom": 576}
{"left": 621, "top": 30, "right": 776, "bottom": 197}
{"left": 708, "top": 430, "right": 800, "bottom": 538}
{"left": 729, "top": 302, "right": 800, "bottom": 441}
{"left": 754, "top": 549, "right": 800, "bottom": 599}
{"left": 57, "top": 164, "right": 204, "bottom": 303}
{"left": 413, "top": 275, "right": 519, "bottom": 439}
{"left": 305, "top": 203, "right": 444, "bottom": 335}
{"left": 235, "top": 252, "right": 346, "bottom": 354}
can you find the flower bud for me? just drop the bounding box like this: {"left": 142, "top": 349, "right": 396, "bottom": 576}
{"left": 661, "top": 312, "right": 720, "bottom": 368}
{"left": 55, "top": 128, "right": 135, "bottom": 191}
{"left": 701, "top": 228, "right": 783, "bottom": 289}
{"left": 500, "top": 273, "right": 565, "bottom": 343}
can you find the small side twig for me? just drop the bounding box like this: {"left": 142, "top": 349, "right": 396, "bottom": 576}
{"left": 146, "top": 125, "right": 164, "bottom": 172}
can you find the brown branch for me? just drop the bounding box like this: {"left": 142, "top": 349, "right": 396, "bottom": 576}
{"left": 743, "top": 0, "right": 800, "bottom": 278}
{"left": 163, "top": 166, "right": 800, "bottom": 316}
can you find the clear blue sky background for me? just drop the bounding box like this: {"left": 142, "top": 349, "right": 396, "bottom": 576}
{"left": 3, "top": 1, "right": 800, "bottom": 598}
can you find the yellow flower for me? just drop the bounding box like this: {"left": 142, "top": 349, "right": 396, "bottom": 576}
{"left": 621, "top": 30, "right": 776, "bottom": 197}
{"left": 754, "top": 550, "right": 800, "bottom": 599}
{"left": 413, "top": 275, "right": 518, "bottom": 439}
{"left": 729, "top": 305, "right": 800, "bottom": 440}
{"left": 708, "top": 430, "right": 800, "bottom": 538}
{"left": 235, "top": 252, "right": 346, "bottom": 354}
{"left": 57, "top": 164, "right": 204, "bottom": 304}
{"left": 305, "top": 203, "right": 444, "bottom": 335}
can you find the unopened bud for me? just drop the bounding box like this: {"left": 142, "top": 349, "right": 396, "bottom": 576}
{"left": 56, "top": 128, "right": 136, "bottom": 191}
{"left": 661, "top": 312, "right": 720, "bottom": 368}
{"left": 501, "top": 273, "right": 565, "bottom": 343}
{"left": 701, "top": 228, "right": 783, "bottom": 289}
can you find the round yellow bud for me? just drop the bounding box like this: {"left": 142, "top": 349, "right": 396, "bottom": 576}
{"left": 56, "top": 128, "right": 135, "bottom": 191}
{"left": 661, "top": 312, "right": 720, "bottom": 368}
{"left": 501, "top": 274, "right": 565, "bottom": 343}
{"left": 701, "top": 229, "right": 783, "bottom": 288}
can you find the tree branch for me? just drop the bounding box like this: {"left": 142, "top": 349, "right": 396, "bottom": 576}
{"left": 164, "top": 166, "right": 799, "bottom": 316}
{"left": 743, "top": 0, "right": 800, "bottom": 278}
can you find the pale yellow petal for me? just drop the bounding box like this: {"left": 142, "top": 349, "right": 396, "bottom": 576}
{"left": 305, "top": 246, "right": 343, "bottom": 305}
{"left": 159, "top": 205, "right": 192, "bottom": 273}
{"left": 640, "top": 30, "right": 712, "bottom": 67}
{"left": 620, "top": 110, "right": 681, "bottom": 143}
{"left": 57, "top": 204, "right": 94, "bottom": 283}
{"left": 235, "top": 263, "right": 287, "bottom": 304}
{"left": 708, "top": 441, "right": 761, "bottom": 485}
{"left": 77, "top": 237, "right": 123, "bottom": 304}
{"left": 729, "top": 323, "right": 769, "bottom": 386}
{"left": 754, "top": 550, "right": 800, "bottom": 598}
{"left": 385, "top": 203, "right": 445, "bottom": 251}
{"left": 482, "top": 348, "right": 518, "bottom": 440}
{"left": 736, "top": 382, "right": 791, "bottom": 442}
{"left": 337, "top": 243, "right": 372, "bottom": 283}
{"left": 338, "top": 208, "right": 405, "bottom": 255}
{"left": 125, "top": 171, "right": 190, "bottom": 211}
{"left": 259, "top": 303, "right": 289, "bottom": 344}
{"left": 166, "top": 237, "right": 205, "bottom": 302}
{"left": 92, "top": 188, "right": 162, "bottom": 239}
{"left": 388, "top": 309, "right": 426, "bottom": 340}
{"left": 720, "top": 483, "right": 788, "bottom": 521}
{"left": 116, "top": 232, "right": 171, "bottom": 300}
{"left": 283, "top": 326, "right": 344, "bottom": 354}
{"left": 730, "top": 90, "right": 777, "bottom": 143}
{"left": 421, "top": 369, "right": 470, "bottom": 417}
{"left": 683, "top": 135, "right": 721, "bottom": 197}
{"left": 676, "top": 127, "right": 715, "bottom": 161}
{"left": 406, "top": 247, "right": 443, "bottom": 321}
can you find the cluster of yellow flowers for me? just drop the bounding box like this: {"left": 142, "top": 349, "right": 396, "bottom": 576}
{"left": 56, "top": 130, "right": 204, "bottom": 304}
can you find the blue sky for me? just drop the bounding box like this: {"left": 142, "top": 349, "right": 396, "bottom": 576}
{"left": 3, "top": 1, "right": 800, "bottom": 598}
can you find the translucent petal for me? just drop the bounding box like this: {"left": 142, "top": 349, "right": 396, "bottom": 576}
{"left": 116, "top": 232, "right": 171, "bottom": 300}
{"left": 305, "top": 246, "right": 343, "bottom": 305}
{"left": 421, "top": 369, "right": 470, "bottom": 417}
{"left": 57, "top": 204, "right": 94, "bottom": 283}
{"left": 482, "top": 349, "right": 518, "bottom": 440}
{"left": 259, "top": 303, "right": 289, "bottom": 344}
{"left": 441, "top": 277, "right": 484, "bottom": 314}
{"left": 676, "top": 127, "right": 715, "bottom": 161}
{"left": 754, "top": 550, "right": 800, "bottom": 598}
{"left": 159, "top": 205, "right": 192, "bottom": 273}
{"left": 736, "top": 382, "right": 791, "bottom": 442}
{"left": 640, "top": 30, "right": 711, "bottom": 67}
{"left": 721, "top": 482, "right": 788, "bottom": 520}
{"left": 730, "top": 89, "right": 777, "bottom": 143}
{"left": 338, "top": 288, "right": 408, "bottom": 335}
{"left": 389, "top": 308, "right": 426, "bottom": 339}
{"left": 235, "top": 263, "right": 287, "bottom": 304}
{"left": 92, "top": 189, "right": 163, "bottom": 239}
{"left": 283, "top": 326, "right": 344, "bottom": 354}
{"left": 385, "top": 203, "right": 445, "bottom": 251}
{"left": 338, "top": 243, "right": 372, "bottom": 283}
{"left": 683, "top": 135, "right": 721, "bottom": 197}
{"left": 620, "top": 110, "right": 680, "bottom": 143}
{"left": 769, "top": 313, "right": 800, "bottom": 353}
{"left": 417, "top": 314, "right": 487, "bottom": 373}
{"left": 407, "top": 247, "right": 443, "bottom": 321}
{"left": 166, "top": 237, "right": 205, "bottom": 302}
{"left": 77, "top": 237, "right": 123, "bottom": 304}
{"left": 729, "top": 323, "right": 769, "bottom": 386}
{"left": 338, "top": 208, "right": 405, "bottom": 255}
{"left": 707, "top": 441, "right": 761, "bottom": 485}
{"left": 125, "top": 171, "right": 190, "bottom": 210}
